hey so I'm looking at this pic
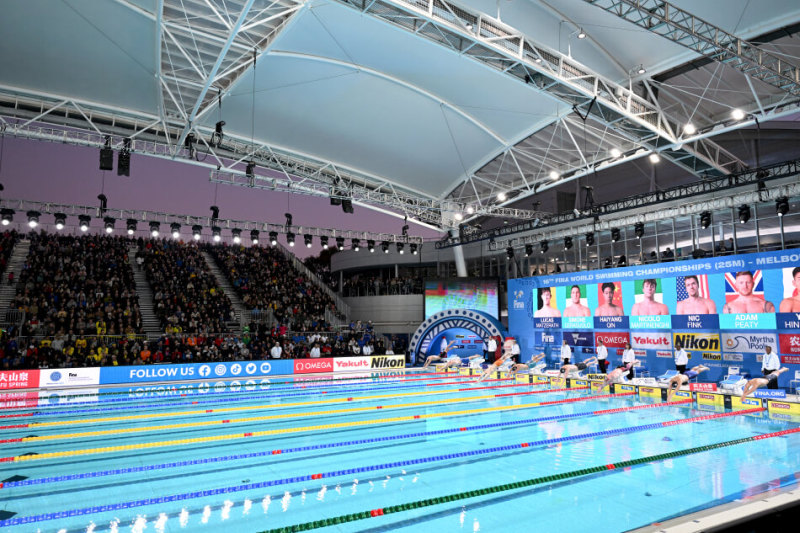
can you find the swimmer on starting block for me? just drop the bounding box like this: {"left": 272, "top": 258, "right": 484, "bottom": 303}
{"left": 560, "top": 357, "right": 598, "bottom": 378}
{"left": 477, "top": 351, "right": 517, "bottom": 382}
{"left": 739, "top": 367, "right": 790, "bottom": 402}
{"left": 422, "top": 340, "right": 457, "bottom": 368}
{"left": 509, "top": 352, "right": 547, "bottom": 376}
{"left": 603, "top": 360, "right": 639, "bottom": 387}
{"left": 666, "top": 365, "right": 710, "bottom": 402}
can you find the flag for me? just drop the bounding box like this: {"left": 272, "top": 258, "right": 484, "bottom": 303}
{"left": 676, "top": 275, "right": 710, "bottom": 301}
{"left": 724, "top": 270, "right": 764, "bottom": 304}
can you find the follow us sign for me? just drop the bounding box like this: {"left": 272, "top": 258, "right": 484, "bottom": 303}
{"left": 99, "top": 360, "right": 293, "bottom": 385}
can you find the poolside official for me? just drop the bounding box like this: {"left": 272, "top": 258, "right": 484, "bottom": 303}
{"left": 761, "top": 345, "right": 781, "bottom": 389}
{"left": 674, "top": 343, "right": 689, "bottom": 374}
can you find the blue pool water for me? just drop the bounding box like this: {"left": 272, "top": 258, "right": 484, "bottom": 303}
{"left": 1, "top": 369, "right": 799, "bottom": 532}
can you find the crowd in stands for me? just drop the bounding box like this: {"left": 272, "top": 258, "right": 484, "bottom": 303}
{"left": 137, "top": 239, "right": 233, "bottom": 334}
{"left": 207, "top": 244, "right": 336, "bottom": 332}
{"left": 340, "top": 275, "right": 423, "bottom": 296}
{"left": 0, "top": 230, "right": 18, "bottom": 283}
{"left": 303, "top": 256, "right": 335, "bottom": 289}
{"left": 10, "top": 232, "right": 142, "bottom": 337}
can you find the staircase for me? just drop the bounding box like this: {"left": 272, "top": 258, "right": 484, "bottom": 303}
{"left": 0, "top": 238, "right": 30, "bottom": 323}
{"left": 127, "top": 245, "right": 163, "bottom": 335}
{"left": 201, "top": 250, "right": 248, "bottom": 330}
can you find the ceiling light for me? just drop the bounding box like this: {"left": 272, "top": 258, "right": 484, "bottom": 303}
{"left": 700, "top": 211, "right": 712, "bottom": 229}
{"left": 540, "top": 240, "right": 548, "bottom": 253}
{"left": 212, "top": 227, "right": 222, "bottom": 242}
{"left": 26, "top": 210, "right": 40, "bottom": 228}
{"left": 79, "top": 215, "right": 91, "bottom": 232}
{"left": 549, "top": 170, "right": 559, "bottom": 180}
{"left": 54, "top": 213, "right": 66, "bottom": 230}
{"left": 232, "top": 228, "right": 241, "bottom": 244}
{"left": 192, "top": 225, "right": 202, "bottom": 240}
{"left": 577, "top": 29, "right": 586, "bottom": 39}
{"left": 738, "top": 205, "right": 751, "bottom": 224}
{"left": 637, "top": 65, "right": 646, "bottom": 74}
{"left": 524, "top": 244, "right": 533, "bottom": 257}
{"left": 497, "top": 192, "right": 507, "bottom": 201}
{"left": 171, "top": 223, "right": 181, "bottom": 239}
{"left": 610, "top": 148, "right": 621, "bottom": 158}
{"left": 250, "top": 229, "right": 260, "bottom": 245}
{"left": 683, "top": 123, "right": 696, "bottom": 135}
{"left": 336, "top": 237, "right": 345, "bottom": 251}
{"left": 731, "top": 108, "right": 745, "bottom": 120}
{"left": 776, "top": 197, "right": 790, "bottom": 217}
{"left": 454, "top": 213, "right": 463, "bottom": 221}
{"left": 506, "top": 246, "right": 514, "bottom": 259}
{"left": 381, "top": 241, "right": 389, "bottom": 253}
{"left": 648, "top": 153, "right": 660, "bottom": 163}
{"left": 126, "top": 219, "right": 137, "bottom": 235}
{"left": 466, "top": 206, "right": 475, "bottom": 215}
{"left": 103, "top": 217, "right": 115, "bottom": 234}
{"left": 585, "top": 232, "right": 595, "bottom": 246}
{"left": 320, "top": 236, "right": 328, "bottom": 249}
{"left": 149, "top": 221, "right": 160, "bottom": 237}
{"left": 367, "top": 240, "right": 375, "bottom": 253}
{"left": 352, "top": 238, "right": 360, "bottom": 251}
{"left": 397, "top": 242, "right": 405, "bottom": 254}
{"left": 411, "top": 243, "right": 418, "bottom": 255}
{"left": 286, "top": 232, "right": 295, "bottom": 247}
{"left": 611, "top": 228, "right": 621, "bottom": 242}
{"left": 304, "top": 234, "right": 313, "bottom": 248}
{"left": 634, "top": 222, "right": 644, "bottom": 239}
{"left": 564, "top": 236, "right": 573, "bottom": 250}
{"left": 269, "top": 231, "right": 278, "bottom": 246}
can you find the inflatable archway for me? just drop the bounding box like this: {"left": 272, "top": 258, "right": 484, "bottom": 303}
{"left": 409, "top": 309, "right": 507, "bottom": 364}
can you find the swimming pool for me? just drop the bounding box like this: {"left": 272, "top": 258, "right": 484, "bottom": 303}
{"left": 1, "top": 369, "right": 799, "bottom": 532}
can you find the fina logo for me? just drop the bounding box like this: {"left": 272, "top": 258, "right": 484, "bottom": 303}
{"left": 49, "top": 371, "right": 62, "bottom": 382}
{"left": 513, "top": 290, "right": 524, "bottom": 309}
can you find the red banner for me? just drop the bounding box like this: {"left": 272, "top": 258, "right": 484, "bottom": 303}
{"left": 595, "top": 332, "right": 629, "bottom": 348}
{"left": 0, "top": 391, "right": 38, "bottom": 408}
{"left": 0, "top": 369, "right": 40, "bottom": 390}
{"left": 294, "top": 358, "right": 333, "bottom": 374}
{"left": 689, "top": 382, "right": 718, "bottom": 392}
{"left": 781, "top": 355, "right": 800, "bottom": 365}
{"left": 779, "top": 334, "right": 800, "bottom": 355}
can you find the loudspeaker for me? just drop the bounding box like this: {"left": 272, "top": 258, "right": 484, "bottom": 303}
{"left": 342, "top": 199, "right": 354, "bottom": 214}
{"left": 100, "top": 148, "right": 114, "bottom": 171}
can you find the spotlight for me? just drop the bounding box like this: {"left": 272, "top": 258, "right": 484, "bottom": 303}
{"left": 184, "top": 132, "right": 196, "bottom": 158}
{"left": 287, "top": 232, "right": 295, "bottom": 247}
{"left": 577, "top": 28, "right": 586, "bottom": 39}
{"left": 648, "top": 153, "right": 660, "bottom": 163}
{"left": 610, "top": 148, "right": 622, "bottom": 158}
{"left": 351, "top": 238, "right": 360, "bottom": 251}
{"left": 497, "top": 192, "right": 507, "bottom": 201}
{"left": 336, "top": 237, "right": 345, "bottom": 251}
{"left": 540, "top": 240, "right": 548, "bottom": 253}
{"left": 731, "top": 108, "right": 745, "bottom": 120}
{"left": 26, "top": 210, "right": 40, "bottom": 228}
{"left": 466, "top": 206, "right": 475, "bottom": 215}
{"left": 250, "top": 229, "right": 260, "bottom": 244}
{"left": 212, "top": 227, "right": 221, "bottom": 242}
{"left": 738, "top": 205, "right": 751, "bottom": 224}
{"left": 54, "top": 213, "right": 66, "bottom": 230}
{"left": 549, "top": 170, "right": 559, "bottom": 180}
{"left": 79, "top": 214, "right": 91, "bottom": 232}
{"left": 210, "top": 206, "right": 219, "bottom": 221}
{"left": 634, "top": 222, "right": 644, "bottom": 239}
{"left": 776, "top": 197, "right": 789, "bottom": 217}
{"left": 246, "top": 161, "right": 255, "bottom": 178}
{"left": 585, "top": 232, "right": 595, "bottom": 246}
{"left": 700, "top": 211, "right": 712, "bottom": 229}
{"left": 1, "top": 208, "right": 13, "bottom": 226}
{"left": 117, "top": 138, "right": 131, "bottom": 176}
{"left": 126, "top": 219, "right": 137, "bottom": 235}
{"left": 506, "top": 246, "right": 514, "bottom": 259}
{"left": 97, "top": 194, "right": 108, "bottom": 214}
{"left": 637, "top": 64, "right": 646, "bottom": 74}
{"left": 381, "top": 241, "right": 389, "bottom": 253}
{"left": 232, "top": 229, "right": 241, "bottom": 244}
{"left": 617, "top": 255, "right": 627, "bottom": 267}
{"left": 524, "top": 244, "right": 533, "bottom": 257}
{"left": 171, "top": 223, "right": 181, "bottom": 239}
{"left": 397, "top": 242, "right": 405, "bottom": 254}
{"left": 149, "top": 221, "right": 160, "bottom": 237}
{"left": 320, "top": 236, "right": 329, "bottom": 249}
{"left": 611, "top": 228, "right": 621, "bottom": 242}
{"left": 304, "top": 234, "right": 313, "bottom": 248}
{"left": 564, "top": 236, "right": 573, "bottom": 250}
{"left": 269, "top": 231, "right": 278, "bottom": 246}
{"left": 99, "top": 136, "right": 113, "bottom": 170}
{"left": 367, "top": 240, "right": 375, "bottom": 253}
{"left": 192, "top": 225, "right": 203, "bottom": 240}
{"left": 454, "top": 213, "right": 463, "bottom": 221}
{"left": 285, "top": 213, "right": 293, "bottom": 227}
{"left": 683, "top": 123, "right": 696, "bottom": 135}
{"left": 103, "top": 217, "right": 115, "bottom": 234}
{"left": 411, "top": 243, "right": 418, "bottom": 255}
{"left": 604, "top": 257, "right": 612, "bottom": 267}
{"left": 341, "top": 199, "right": 354, "bottom": 214}
{"left": 213, "top": 121, "right": 225, "bottom": 146}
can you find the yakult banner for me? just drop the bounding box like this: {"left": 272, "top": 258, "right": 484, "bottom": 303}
{"left": 631, "top": 332, "right": 673, "bottom": 350}
{"left": 332, "top": 355, "right": 405, "bottom": 372}
{"left": 100, "top": 360, "right": 293, "bottom": 385}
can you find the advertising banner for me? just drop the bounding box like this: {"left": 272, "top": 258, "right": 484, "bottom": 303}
{"left": 0, "top": 369, "right": 40, "bottom": 390}
{"left": 672, "top": 333, "right": 721, "bottom": 352}
{"left": 721, "top": 333, "right": 777, "bottom": 354}
{"left": 630, "top": 332, "right": 673, "bottom": 351}
{"left": 0, "top": 391, "right": 38, "bottom": 408}
{"left": 563, "top": 331, "right": 594, "bottom": 347}
{"left": 100, "top": 360, "right": 293, "bottom": 385}
{"left": 779, "top": 334, "right": 800, "bottom": 355}
{"left": 294, "top": 358, "right": 333, "bottom": 374}
{"left": 38, "top": 368, "right": 101, "bottom": 388}
{"left": 332, "top": 355, "right": 406, "bottom": 372}
{"left": 594, "top": 332, "right": 630, "bottom": 349}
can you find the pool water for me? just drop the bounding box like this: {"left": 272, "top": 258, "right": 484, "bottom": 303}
{"left": 1, "top": 369, "right": 799, "bottom": 532}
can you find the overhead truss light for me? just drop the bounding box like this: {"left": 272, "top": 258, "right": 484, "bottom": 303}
{"left": 700, "top": 211, "right": 712, "bottom": 229}
{"left": 269, "top": 231, "right": 278, "bottom": 246}
{"left": 776, "top": 197, "right": 790, "bottom": 217}
{"left": 304, "top": 234, "right": 313, "bottom": 248}
{"left": 731, "top": 108, "right": 746, "bottom": 121}
{"left": 585, "top": 232, "right": 595, "bottom": 246}
{"left": 192, "top": 225, "right": 203, "bottom": 240}
{"left": 286, "top": 232, "right": 295, "bottom": 247}
{"left": 126, "top": 219, "right": 137, "bottom": 235}
{"left": 149, "top": 221, "right": 160, "bottom": 237}
{"left": 320, "top": 236, "right": 328, "bottom": 249}
{"left": 336, "top": 237, "right": 345, "bottom": 251}
{"left": 496, "top": 192, "right": 507, "bottom": 202}
{"left": 79, "top": 215, "right": 91, "bottom": 232}
{"left": 738, "top": 204, "right": 751, "bottom": 224}
{"left": 103, "top": 217, "right": 115, "bottom": 234}
{"left": 1, "top": 208, "right": 14, "bottom": 226}
{"left": 506, "top": 246, "right": 514, "bottom": 259}
{"left": 26, "top": 210, "right": 40, "bottom": 228}
{"left": 564, "top": 236, "right": 573, "bottom": 250}
{"left": 381, "top": 241, "right": 389, "bottom": 253}
{"left": 634, "top": 222, "right": 645, "bottom": 239}
{"left": 232, "top": 228, "right": 241, "bottom": 244}
{"left": 610, "top": 148, "right": 621, "bottom": 158}
{"left": 54, "top": 213, "right": 66, "bottom": 230}
{"left": 351, "top": 238, "right": 360, "bottom": 251}
{"left": 367, "top": 240, "right": 375, "bottom": 253}
{"left": 540, "top": 240, "right": 548, "bottom": 253}
{"left": 611, "top": 228, "right": 621, "bottom": 242}
{"left": 524, "top": 244, "right": 533, "bottom": 257}
{"left": 648, "top": 153, "right": 660, "bottom": 164}
{"left": 171, "top": 223, "right": 181, "bottom": 239}
{"left": 250, "top": 229, "right": 260, "bottom": 244}
{"left": 411, "top": 243, "right": 418, "bottom": 255}
{"left": 683, "top": 123, "right": 696, "bottom": 135}
{"left": 397, "top": 242, "right": 405, "bottom": 254}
